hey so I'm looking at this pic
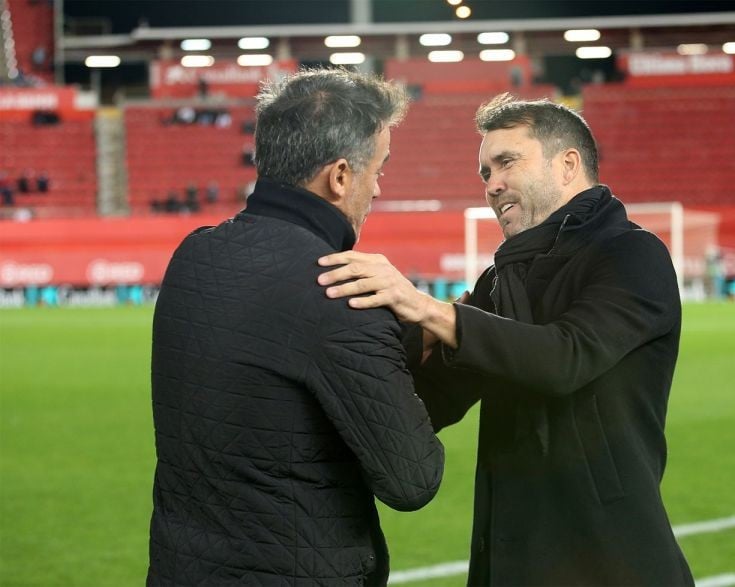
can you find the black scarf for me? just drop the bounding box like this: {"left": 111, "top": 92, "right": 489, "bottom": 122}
{"left": 482, "top": 185, "right": 627, "bottom": 458}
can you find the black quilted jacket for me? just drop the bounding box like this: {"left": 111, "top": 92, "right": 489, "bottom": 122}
{"left": 147, "top": 178, "right": 444, "bottom": 586}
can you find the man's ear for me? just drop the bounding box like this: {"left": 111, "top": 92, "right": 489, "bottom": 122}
{"left": 301, "top": 158, "right": 352, "bottom": 204}
{"left": 328, "top": 158, "right": 352, "bottom": 201}
{"left": 560, "top": 148, "right": 582, "bottom": 185}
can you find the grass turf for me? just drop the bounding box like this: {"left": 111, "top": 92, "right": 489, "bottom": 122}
{"left": 0, "top": 303, "right": 733, "bottom": 586}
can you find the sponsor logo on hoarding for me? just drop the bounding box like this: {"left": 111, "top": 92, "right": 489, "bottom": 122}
{"left": 0, "top": 262, "right": 54, "bottom": 285}
{"left": 154, "top": 60, "right": 295, "bottom": 87}
{"left": 0, "top": 92, "right": 60, "bottom": 110}
{"left": 86, "top": 260, "right": 145, "bottom": 284}
{"left": 627, "top": 53, "right": 733, "bottom": 76}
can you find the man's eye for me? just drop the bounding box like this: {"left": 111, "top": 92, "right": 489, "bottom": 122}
{"left": 502, "top": 159, "right": 513, "bottom": 167}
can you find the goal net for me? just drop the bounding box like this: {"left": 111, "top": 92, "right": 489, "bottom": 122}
{"left": 464, "top": 202, "right": 720, "bottom": 292}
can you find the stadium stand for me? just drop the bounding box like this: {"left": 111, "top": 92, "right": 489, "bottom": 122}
{"left": 379, "top": 58, "right": 559, "bottom": 207}
{"left": 1, "top": 5, "right": 734, "bottom": 293}
{"left": 0, "top": 114, "right": 97, "bottom": 215}
{"left": 124, "top": 105, "right": 258, "bottom": 213}
{"left": 5, "top": 0, "right": 54, "bottom": 84}
{"left": 582, "top": 84, "right": 735, "bottom": 207}
{"left": 382, "top": 88, "right": 560, "bottom": 207}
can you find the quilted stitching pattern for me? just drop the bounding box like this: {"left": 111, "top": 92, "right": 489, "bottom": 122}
{"left": 148, "top": 211, "right": 444, "bottom": 586}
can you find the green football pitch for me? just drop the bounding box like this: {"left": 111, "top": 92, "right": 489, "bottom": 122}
{"left": 1, "top": 303, "right": 734, "bottom": 586}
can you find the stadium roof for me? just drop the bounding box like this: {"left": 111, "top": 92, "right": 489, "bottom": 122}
{"left": 63, "top": 1, "right": 735, "bottom": 33}
{"left": 56, "top": 0, "right": 735, "bottom": 98}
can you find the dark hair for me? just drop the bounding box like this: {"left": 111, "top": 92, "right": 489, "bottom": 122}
{"left": 254, "top": 68, "right": 409, "bottom": 186}
{"left": 475, "top": 93, "right": 599, "bottom": 183}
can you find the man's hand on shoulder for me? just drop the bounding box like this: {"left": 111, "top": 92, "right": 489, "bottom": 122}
{"left": 317, "top": 251, "right": 430, "bottom": 322}
{"left": 317, "top": 251, "right": 459, "bottom": 348}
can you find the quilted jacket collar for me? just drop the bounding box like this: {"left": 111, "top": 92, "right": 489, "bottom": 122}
{"left": 243, "top": 178, "right": 356, "bottom": 251}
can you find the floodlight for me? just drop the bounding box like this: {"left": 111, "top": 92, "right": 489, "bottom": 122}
{"left": 181, "top": 55, "right": 215, "bottom": 67}
{"left": 329, "top": 52, "right": 366, "bottom": 65}
{"left": 180, "top": 39, "right": 211, "bottom": 51}
{"left": 564, "top": 29, "right": 601, "bottom": 42}
{"left": 428, "top": 50, "right": 464, "bottom": 63}
{"left": 238, "top": 54, "right": 273, "bottom": 66}
{"left": 480, "top": 49, "right": 515, "bottom": 62}
{"left": 238, "top": 37, "right": 270, "bottom": 50}
{"left": 324, "top": 35, "right": 361, "bottom": 48}
{"left": 677, "top": 43, "right": 708, "bottom": 56}
{"left": 576, "top": 46, "right": 612, "bottom": 59}
{"left": 477, "top": 32, "right": 509, "bottom": 45}
{"left": 84, "top": 55, "right": 121, "bottom": 68}
{"left": 420, "top": 33, "right": 452, "bottom": 47}
{"left": 455, "top": 6, "right": 471, "bottom": 18}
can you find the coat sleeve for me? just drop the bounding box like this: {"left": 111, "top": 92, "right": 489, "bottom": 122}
{"left": 306, "top": 300, "right": 444, "bottom": 512}
{"left": 443, "top": 230, "right": 681, "bottom": 396}
{"left": 401, "top": 323, "right": 483, "bottom": 432}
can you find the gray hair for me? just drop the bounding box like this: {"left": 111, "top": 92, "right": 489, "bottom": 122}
{"left": 475, "top": 93, "right": 599, "bottom": 183}
{"left": 254, "top": 68, "right": 409, "bottom": 186}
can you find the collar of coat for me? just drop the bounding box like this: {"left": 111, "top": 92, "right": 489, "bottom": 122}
{"left": 242, "top": 177, "right": 357, "bottom": 251}
{"left": 494, "top": 184, "right": 630, "bottom": 271}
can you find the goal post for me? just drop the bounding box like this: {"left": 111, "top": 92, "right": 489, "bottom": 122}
{"left": 627, "top": 202, "right": 684, "bottom": 291}
{"left": 464, "top": 202, "right": 720, "bottom": 293}
{"left": 463, "top": 207, "right": 497, "bottom": 288}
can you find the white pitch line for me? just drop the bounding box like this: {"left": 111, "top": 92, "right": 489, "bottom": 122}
{"left": 390, "top": 567, "right": 735, "bottom": 586}
{"left": 388, "top": 515, "right": 735, "bottom": 585}
{"left": 389, "top": 561, "right": 468, "bottom": 584}
{"left": 674, "top": 515, "right": 735, "bottom": 538}
{"left": 696, "top": 574, "right": 735, "bottom": 587}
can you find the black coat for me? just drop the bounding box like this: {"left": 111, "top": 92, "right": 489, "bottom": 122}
{"left": 411, "top": 187, "right": 693, "bottom": 586}
{"left": 148, "top": 179, "right": 444, "bottom": 586}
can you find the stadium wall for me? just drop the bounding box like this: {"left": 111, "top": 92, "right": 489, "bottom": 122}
{"left": 2, "top": 206, "right": 734, "bottom": 299}
{"left": 0, "top": 212, "right": 473, "bottom": 289}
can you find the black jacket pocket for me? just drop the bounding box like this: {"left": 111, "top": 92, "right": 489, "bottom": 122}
{"left": 574, "top": 394, "right": 625, "bottom": 504}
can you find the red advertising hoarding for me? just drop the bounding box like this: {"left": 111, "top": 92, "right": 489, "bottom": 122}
{"left": 0, "top": 212, "right": 477, "bottom": 287}
{"left": 149, "top": 59, "right": 298, "bottom": 98}
{"left": 618, "top": 52, "right": 735, "bottom": 87}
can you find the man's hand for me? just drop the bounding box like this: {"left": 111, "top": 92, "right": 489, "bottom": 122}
{"left": 420, "top": 291, "right": 469, "bottom": 362}
{"left": 318, "top": 251, "right": 460, "bottom": 348}
{"left": 317, "top": 251, "right": 430, "bottom": 323}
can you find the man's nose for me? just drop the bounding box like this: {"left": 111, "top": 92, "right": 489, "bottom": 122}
{"left": 486, "top": 176, "right": 505, "bottom": 198}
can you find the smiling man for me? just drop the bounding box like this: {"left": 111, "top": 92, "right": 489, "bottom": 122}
{"left": 479, "top": 124, "right": 582, "bottom": 239}
{"left": 317, "top": 94, "right": 693, "bottom": 586}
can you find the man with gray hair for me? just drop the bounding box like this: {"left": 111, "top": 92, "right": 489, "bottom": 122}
{"left": 147, "top": 68, "right": 444, "bottom": 586}
{"left": 319, "top": 94, "right": 693, "bottom": 586}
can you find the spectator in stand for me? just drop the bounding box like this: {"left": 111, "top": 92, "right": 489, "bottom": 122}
{"left": 36, "top": 171, "right": 49, "bottom": 193}
{"left": 173, "top": 106, "right": 196, "bottom": 125}
{"left": 31, "top": 110, "right": 60, "bottom": 125}
{"left": 197, "top": 76, "right": 209, "bottom": 100}
{"left": 32, "top": 46, "right": 47, "bottom": 71}
{"left": 185, "top": 182, "right": 200, "bottom": 213}
{"left": 164, "top": 190, "right": 183, "bottom": 213}
{"left": 205, "top": 181, "right": 219, "bottom": 204}
{"left": 215, "top": 111, "right": 232, "bottom": 128}
{"left": 0, "top": 172, "right": 15, "bottom": 206}
{"left": 17, "top": 170, "right": 33, "bottom": 193}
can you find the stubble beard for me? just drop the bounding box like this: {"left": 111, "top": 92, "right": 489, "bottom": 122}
{"left": 512, "top": 167, "right": 562, "bottom": 238}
